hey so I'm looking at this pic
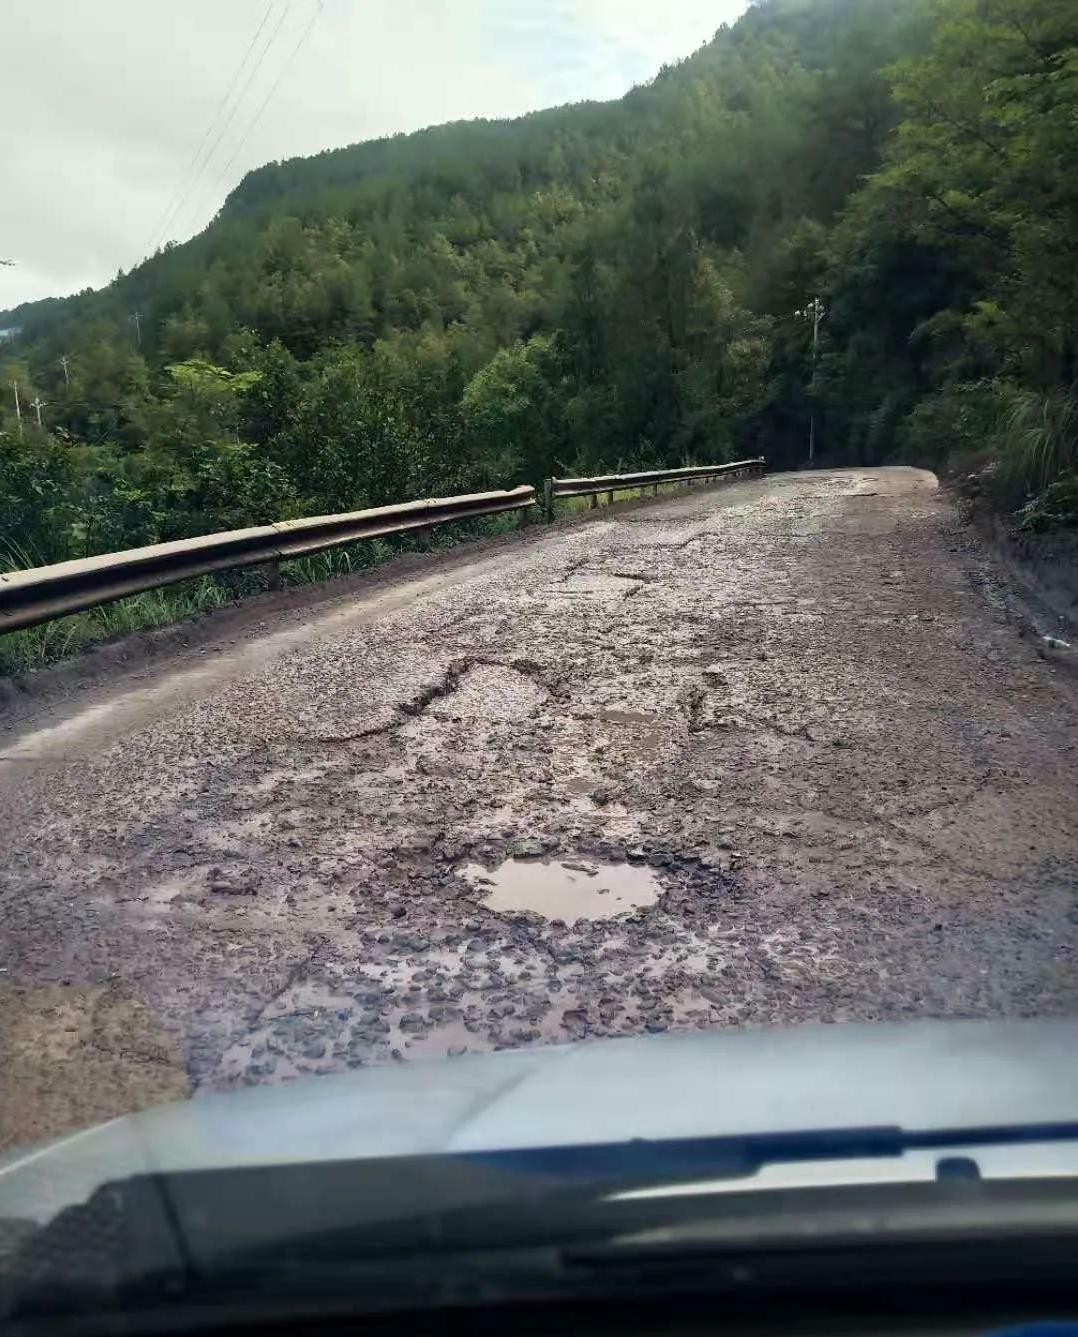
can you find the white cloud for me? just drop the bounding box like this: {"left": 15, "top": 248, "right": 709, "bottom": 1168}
{"left": 559, "top": 0, "right": 745, "bottom": 69}
{"left": 0, "top": 1, "right": 749, "bottom": 309}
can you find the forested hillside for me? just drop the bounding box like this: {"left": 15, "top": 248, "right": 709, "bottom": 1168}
{"left": 2, "top": 0, "right": 1076, "bottom": 587}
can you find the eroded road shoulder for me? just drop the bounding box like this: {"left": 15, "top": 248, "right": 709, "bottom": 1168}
{"left": 2, "top": 468, "right": 1077, "bottom": 1145}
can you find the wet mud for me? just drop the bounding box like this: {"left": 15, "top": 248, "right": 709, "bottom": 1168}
{"left": 2, "top": 468, "right": 1077, "bottom": 1145}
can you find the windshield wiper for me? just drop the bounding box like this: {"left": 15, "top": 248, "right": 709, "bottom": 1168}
{"left": 6, "top": 1119, "right": 1078, "bottom": 1322}
{"left": 448, "top": 1118, "right": 1078, "bottom": 1185}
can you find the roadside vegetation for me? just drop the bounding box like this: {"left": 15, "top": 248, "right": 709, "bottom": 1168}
{"left": 2, "top": 0, "right": 1076, "bottom": 672}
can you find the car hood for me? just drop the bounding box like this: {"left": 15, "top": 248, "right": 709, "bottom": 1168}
{"left": 3, "top": 1018, "right": 1078, "bottom": 1222}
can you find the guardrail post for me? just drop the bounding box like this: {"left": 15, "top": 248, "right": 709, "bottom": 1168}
{"left": 606, "top": 489, "right": 614, "bottom": 506}
{"left": 543, "top": 478, "right": 554, "bottom": 523}
{"left": 518, "top": 503, "right": 531, "bottom": 531}
{"left": 651, "top": 483, "right": 659, "bottom": 496}
{"left": 264, "top": 559, "right": 282, "bottom": 591}
{"left": 589, "top": 493, "right": 598, "bottom": 510}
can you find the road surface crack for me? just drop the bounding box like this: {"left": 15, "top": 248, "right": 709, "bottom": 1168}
{"left": 306, "top": 656, "right": 556, "bottom": 746}
{"left": 397, "top": 657, "right": 477, "bottom": 717}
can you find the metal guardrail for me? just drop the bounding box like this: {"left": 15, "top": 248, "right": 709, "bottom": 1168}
{"left": 0, "top": 458, "right": 768, "bottom": 636}
{"left": 0, "top": 486, "right": 535, "bottom": 635}
{"left": 545, "top": 458, "right": 765, "bottom": 515}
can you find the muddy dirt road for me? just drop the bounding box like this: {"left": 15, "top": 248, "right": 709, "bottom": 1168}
{"left": 2, "top": 468, "right": 1077, "bottom": 1148}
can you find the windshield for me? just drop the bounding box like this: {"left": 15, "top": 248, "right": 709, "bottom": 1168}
{"left": 2, "top": 0, "right": 1077, "bottom": 1328}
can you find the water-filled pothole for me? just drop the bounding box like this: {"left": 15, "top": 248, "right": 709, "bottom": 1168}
{"left": 461, "top": 857, "right": 662, "bottom": 921}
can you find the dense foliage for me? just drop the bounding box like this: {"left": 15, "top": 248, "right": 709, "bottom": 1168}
{"left": 2, "top": 0, "right": 1076, "bottom": 586}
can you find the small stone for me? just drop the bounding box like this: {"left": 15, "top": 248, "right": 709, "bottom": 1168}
{"left": 510, "top": 838, "right": 544, "bottom": 859}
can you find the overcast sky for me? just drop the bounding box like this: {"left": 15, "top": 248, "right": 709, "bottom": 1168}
{"left": 0, "top": 1, "right": 749, "bottom": 311}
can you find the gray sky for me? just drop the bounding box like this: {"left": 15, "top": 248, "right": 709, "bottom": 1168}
{"left": 1, "top": 1, "right": 749, "bottom": 310}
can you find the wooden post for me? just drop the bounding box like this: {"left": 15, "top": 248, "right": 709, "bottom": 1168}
{"left": 590, "top": 492, "right": 598, "bottom": 509}
{"left": 518, "top": 504, "right": 530, "bottom": 531}
{"left": 652, "top": 483, "right": 659, "bottom": 496}
{"left": 264, "top": 560, "right": 282, "bottom": 591}
{"left": 543, "top": 478, "right": 554, "bottom": 523}
{"left": 606, "top": 489, "right": 614, "bottom": 506}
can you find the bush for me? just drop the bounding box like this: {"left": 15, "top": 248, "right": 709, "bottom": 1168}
{"left": 898, "top": 381, "right": 1010, "bottom": 475}
{"left": 1016, "top": 474, "right": 1078, "bottom": 533}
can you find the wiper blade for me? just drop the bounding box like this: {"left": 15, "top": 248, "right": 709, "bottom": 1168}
{"left": 451, "top": 1118, "right": 1078, "bottom": 1184}
{"left": 6, "top": 1119, "right": 1078, "bottom": 1322}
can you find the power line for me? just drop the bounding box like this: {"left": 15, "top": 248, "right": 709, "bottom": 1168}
{"left": 145, "top": 1, "right": 284, "bottom": 255}
{"left": 157, "top": 2, "right": 289, "bottom": 249}
{"left": 195, "top": 0, "right": 323, "bottom": 229}
{"left": 172, "top": 2, "right": 295, "bottom": 239}
{"left": 145, "top": 2, "right": 276, "bottom": 257}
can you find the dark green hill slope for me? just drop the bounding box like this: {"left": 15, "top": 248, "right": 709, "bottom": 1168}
{"left": 3, "top": 0, "right": 1075, "bottom": 595}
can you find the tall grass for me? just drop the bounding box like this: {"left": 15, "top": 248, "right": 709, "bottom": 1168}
{"left": 997, "top": 388, "right": 1078, "bottom": 495}
{"left": 0, "top": 578, "right": 235, "bottom": 678}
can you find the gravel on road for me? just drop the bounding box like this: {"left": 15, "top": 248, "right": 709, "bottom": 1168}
{"left": 2, "top": 467, "right": 1077, "bottom": 1150}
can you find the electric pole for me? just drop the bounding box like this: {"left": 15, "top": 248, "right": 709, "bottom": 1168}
{"left": 59, "top": 355, "right": 70, "bottom": 386}
{"left": 30, "top": 396, "right": 45, "bottom": 429}
{"left": 131, "top": 310, "right": 142, "bottom": 347}
{"left": 12, "top": 381, "right": 22, "bottom": 438}
{"left": 795, "top": 296, "right": 827, "bottom": 466}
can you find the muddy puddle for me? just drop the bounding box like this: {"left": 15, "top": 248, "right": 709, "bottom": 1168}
{"left": 461, "top": 857, "right": 663, "bottom": 920}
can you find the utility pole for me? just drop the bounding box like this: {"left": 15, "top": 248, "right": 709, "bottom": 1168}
{"left": 59, "top": 355, "right": 70, "bottom": 385}
{"left": 795, "top": 296, "right": 827, "bottom": 466}
{"left": 30, "top": 396, "right": 45, "bottom": 429}
{"left": 12, "top": 380, "right": 22, "bottom": 438}
{"left": 131, "top": 310, "right": 142, "bottom": 347}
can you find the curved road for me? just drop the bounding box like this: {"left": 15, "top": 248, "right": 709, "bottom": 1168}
{"left": 2, "top": 468, "right": 1077, "bottom": 1147}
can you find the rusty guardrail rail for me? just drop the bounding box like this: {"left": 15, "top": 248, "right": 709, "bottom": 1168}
{"left": 0, "top": 486, "right": 536, "bottom": 635}
{"left": 544, "top": 457, "right": 765, "bottom": 517}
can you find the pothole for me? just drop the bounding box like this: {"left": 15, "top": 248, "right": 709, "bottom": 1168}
{"left": 596, "top": 708, "right": 658, "bottom": 726}
{"left": 461, "top": 857, "right": 663, "bottom": 921}
{"left": 426, "top": 663, "right": 547, "bottom": 723}
{"left": 555, "top": 572, "right": 645, "bottom": 597}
